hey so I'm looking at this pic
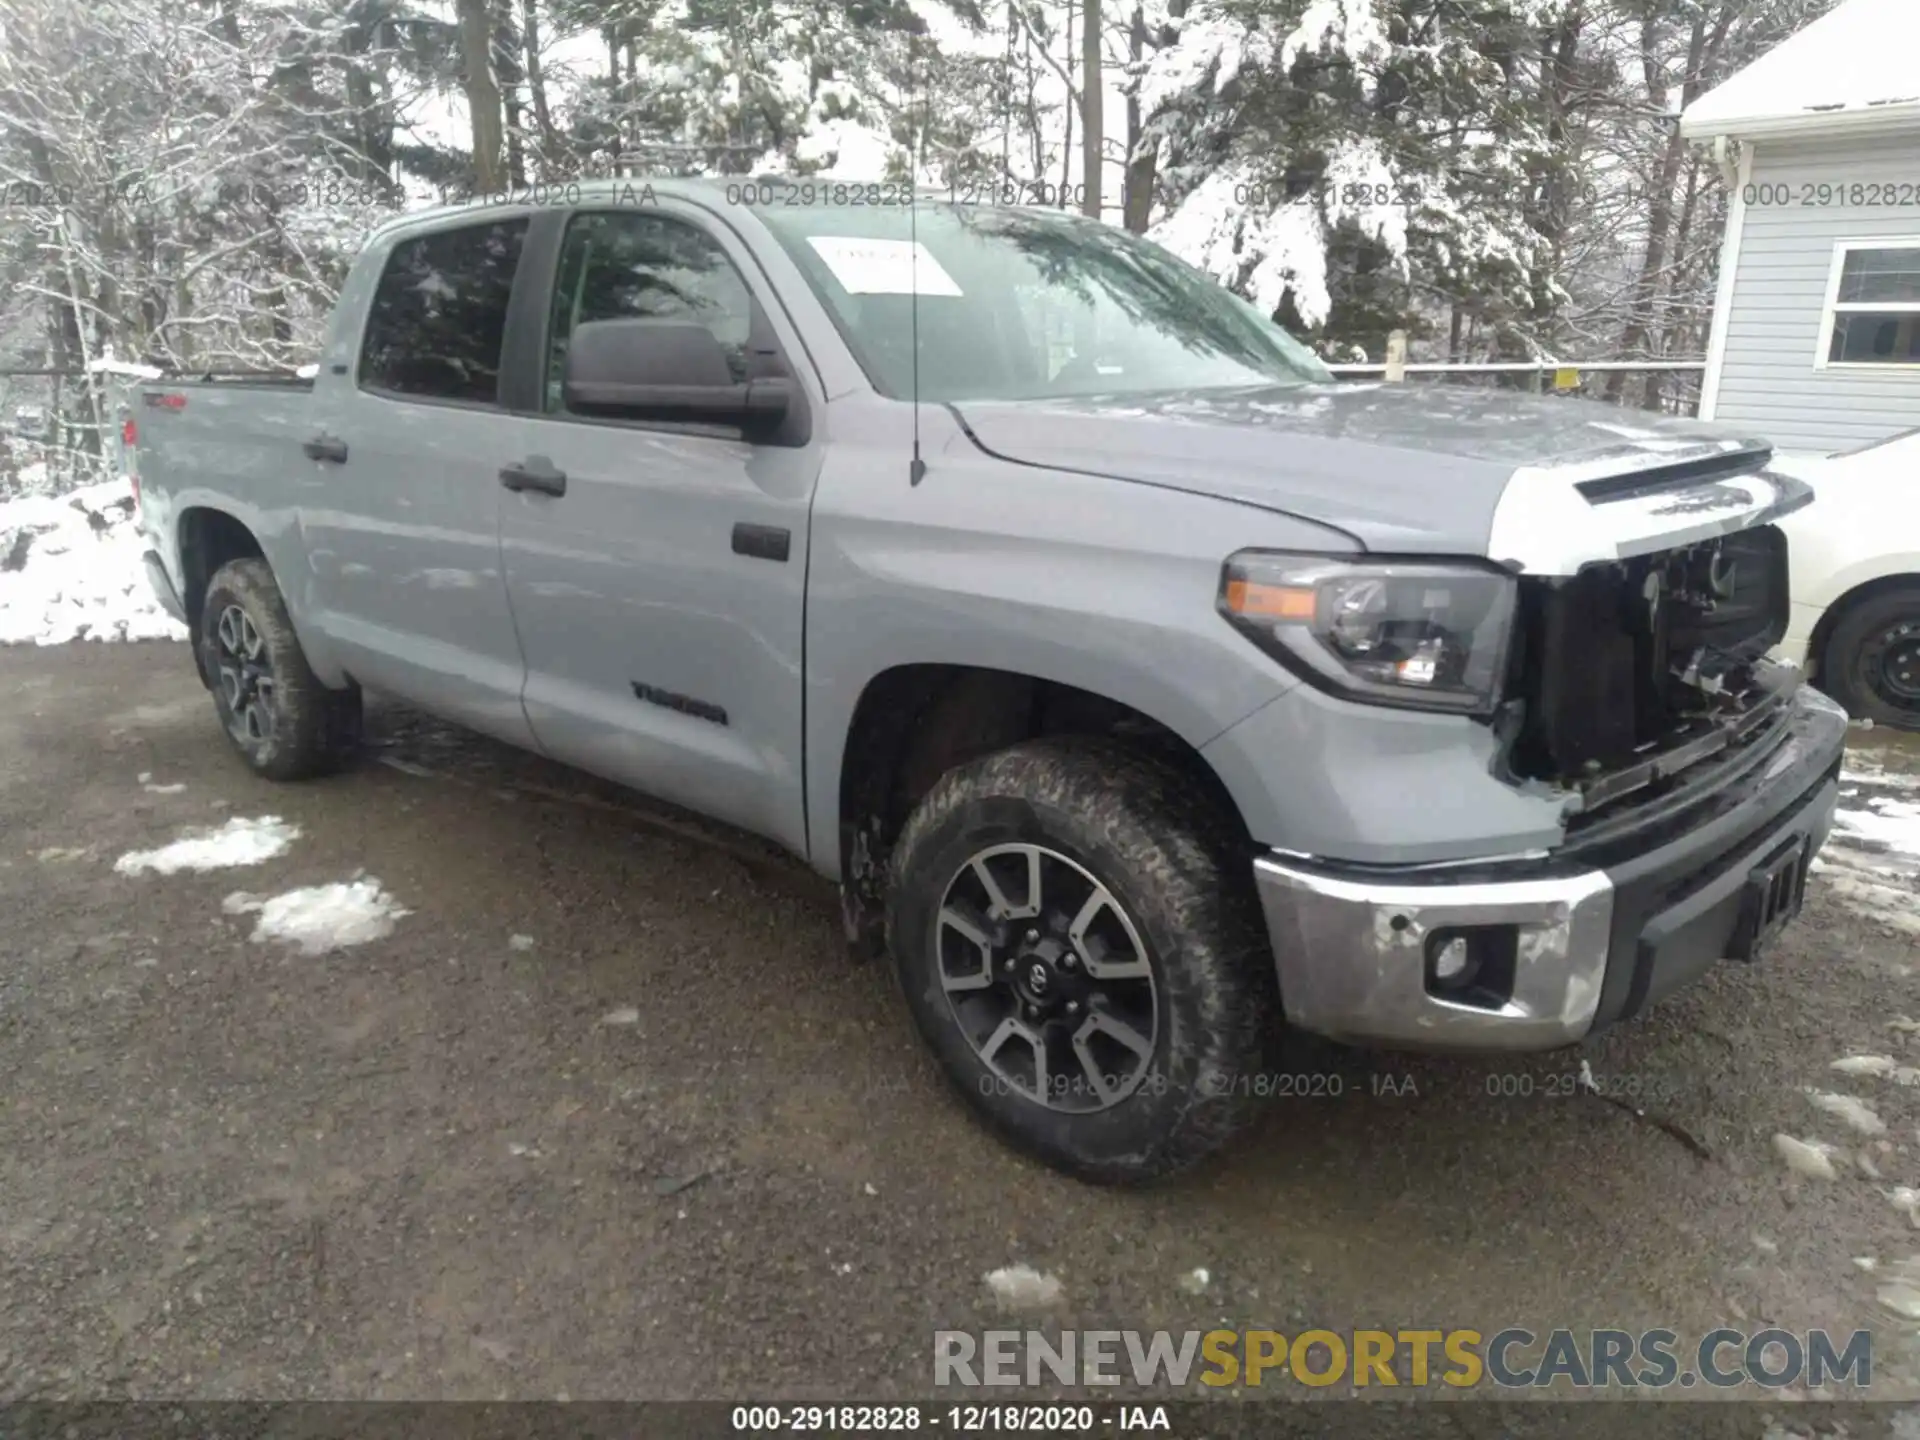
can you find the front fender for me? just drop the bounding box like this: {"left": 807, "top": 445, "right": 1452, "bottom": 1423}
{"left": 801, "top": 420, "right": 1348, "bottom": 880}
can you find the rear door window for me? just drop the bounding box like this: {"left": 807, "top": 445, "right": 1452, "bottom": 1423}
{"left": 358, "top": 218, "right": 529, "bottom": 405}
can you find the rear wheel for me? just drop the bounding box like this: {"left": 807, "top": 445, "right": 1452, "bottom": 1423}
{"left": 199, "top": 558, "right": 360, "bottom": 780}
{"left": 885, "top": 737, "right": 1275, "bottom": 1184}
{"left": 1821, "top": 584, "right": 1920, "bottom": 731}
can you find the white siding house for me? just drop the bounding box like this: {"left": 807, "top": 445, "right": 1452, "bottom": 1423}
{"left": 1681, "top": 0, "right": 1920, "bottom": 453}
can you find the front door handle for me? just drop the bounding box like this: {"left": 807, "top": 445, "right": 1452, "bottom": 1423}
{"left": 499, "top": 457, "right": 567, "bottom": 498}
{"left": 302, "top": 433, "right": 349, "bottom": 464}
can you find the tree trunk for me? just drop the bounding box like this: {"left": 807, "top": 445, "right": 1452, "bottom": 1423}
{"left": 458, "top": 0, "right": 506, "bottom": 193}
{"left": 496, "top": 0, "right": 526, "bottom": 185}
{"left": 1121, "top": 5, "right": 1151, "bottom": 231}
{"left": 1080, "top": 0, "right": 1102, "bottom": 218}
{"left": 605, "top": 28, "right": 623, "bottom": 170}
{"left": 1605, "top": 11, "right": 1718, "bottom": 404}
{"left": 522, "top": 0, "right": 559, "bottom": 159}
{"left": 1059, "top": 1, "right": 1075, "bottom": 199}
{"left": 1645, "top": 153, "right": 1708, "bottom": 413}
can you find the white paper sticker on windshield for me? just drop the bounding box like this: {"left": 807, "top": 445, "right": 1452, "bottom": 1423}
{"left": 805, "top": 236, "right": 963, "bottom": 297}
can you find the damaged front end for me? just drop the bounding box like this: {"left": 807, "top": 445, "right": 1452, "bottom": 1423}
{"left": 1505, "top": 524, "right": 1800, "bottom": 829}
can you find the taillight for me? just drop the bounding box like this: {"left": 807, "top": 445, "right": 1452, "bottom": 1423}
{"left": 122, "top": 417, "right": 137, "bottom": 446}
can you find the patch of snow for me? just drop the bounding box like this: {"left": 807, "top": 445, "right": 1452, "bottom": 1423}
{"left": 1856, "top": 1256, "right": 1880, "bottom": 1272}
{"left": 1178, "top": 1266, "right": 1211, "bottom": 1293}
{"left": 863, "top": 1182, "right": 878, "bottom": 1197}
{"left": 1822, "top": 874, "right": 1920, "bottom": 937}
{"left": 1842, "top": 761, "right": 1920, "bottom": 790}
{"left": 142, "top": 781, "right": 187, "bottom": 795}
{"left": 1833, "top": 1054, "right": 1899, "bottom": 1078}
{"left": 222, "top": 878, "right": 408, "bottom": 954}
{"left": 600, "top": 1006, "right": 640, "bottom": 1026}
{"left": 1138, "top": 12, "right": 1273, "bottom": 115}
{"left": 794, "top": 115, "right": 898, "bottom": 180}
{"left": 0, "top": 478, "right": 187, "bottom": 645}
{"left": 1834, "top": 801, "right": 1920, "bottom": 858}
{"left": 1279, "top": 0, "right": 1390, "bottom": 84}
{"left": 86, "top": 356, "right": 164, "bottom": 380}
{"left": 984, "top": 1263, "right": 1064, "bottom": 1313}
{"left": 1773, "top": 1133, "right": 1838, "bottom": 1180}
{"left": 1808, "top": 1090, "right": 1887, "bottom": 1135}
{"left": 114, "top": 816, "right": 299, "bottom": 875}
{"left": 508, "top": 933, "right": 535, "bottom": 951}
{"left": 376, "top": 755, "right": 439, "bottom": 779}
{"left": 1882, "top": 1281, "right": 1920, "bottom": 1321}
{"left": 507, "top": 1141, "right": 541, "bottom": 1158}
{"left": 1888, "top": 1188, "right": 1920, "bottom": 1227}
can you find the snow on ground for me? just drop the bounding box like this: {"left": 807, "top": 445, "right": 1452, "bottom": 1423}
{"left": 1815, "top": 752, "right": 1920, "bottom": 937}
{"left": 1834, "top": 795, "right": 1920, "bottom": 858}
{"left": 223, "top": 879, "right": 409, "bottom": 954}
{"left": 983, "top": 1264, "right": 1064, "bottom": 1312}
{"left": 113, "top": 816, "right": 300, "bottom": 876}
{"left": 0, "top": 477, "right": 186, "bottom": 645}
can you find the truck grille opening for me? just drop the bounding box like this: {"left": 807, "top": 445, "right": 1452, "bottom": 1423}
{"left": 1506, "top": 525, "right": 1796, "bottom": 822}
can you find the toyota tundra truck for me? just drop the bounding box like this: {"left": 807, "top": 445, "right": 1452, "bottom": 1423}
{"left": 130, "top": 180, "right": 1847, "bottom": 1182}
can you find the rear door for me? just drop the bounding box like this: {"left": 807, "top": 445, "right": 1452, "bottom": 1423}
{"left": 302, "top": 215, "right": 535, "bottom": 744}
{"left": 497, "top": 203, "right": 821, "bottom": 854}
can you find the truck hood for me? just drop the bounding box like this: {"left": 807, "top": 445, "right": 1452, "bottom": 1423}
{"left": 949, "top": 384, "right": 1812, "bottom": 572}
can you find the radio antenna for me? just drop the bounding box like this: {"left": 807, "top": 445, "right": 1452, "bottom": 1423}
{"left": 907, "top": 39, "right": 927, "bottom": 486}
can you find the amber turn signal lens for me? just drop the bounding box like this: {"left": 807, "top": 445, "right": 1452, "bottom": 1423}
{"left": 1223, "top": 578, "right": 1316, "bottom": 620}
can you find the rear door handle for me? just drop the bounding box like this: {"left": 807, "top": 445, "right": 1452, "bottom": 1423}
{"left": 499, "top": 457, "right": 567, "bottom": 498}
{"left": 302, "top": 433, "right": 349, "bottom": 464}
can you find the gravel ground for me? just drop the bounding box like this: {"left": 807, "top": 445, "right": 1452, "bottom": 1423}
{"left": 6, "top": 642, "right": 1920, "bottom": 1433}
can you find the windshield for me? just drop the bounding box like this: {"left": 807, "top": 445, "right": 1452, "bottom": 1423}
{"left": 753, "top": 200, "right": 1333, "bottom": 402}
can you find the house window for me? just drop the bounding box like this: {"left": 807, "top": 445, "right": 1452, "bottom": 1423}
{"left": 1819, "top": 241, "right": 1920, "bottom": 368}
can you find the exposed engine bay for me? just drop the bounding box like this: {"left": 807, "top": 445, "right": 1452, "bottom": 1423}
{"left": 1505, "top": 524, "right": 1797, "bottom": 815}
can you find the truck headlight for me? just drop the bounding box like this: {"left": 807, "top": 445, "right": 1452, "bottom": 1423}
{"left": 1218, "top": 552, "right": 1517, "bottom": 716}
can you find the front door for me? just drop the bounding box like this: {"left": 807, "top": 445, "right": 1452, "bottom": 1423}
{"left": 497, "top": 205, "right": 820, "bottom": 854}
{"left": 303, "top": 215, "right": 534, "bottom": 745}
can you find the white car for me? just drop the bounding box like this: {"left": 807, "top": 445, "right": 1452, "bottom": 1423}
{"left": 1774, "top": 428, "right": 1920, "bottom": 729}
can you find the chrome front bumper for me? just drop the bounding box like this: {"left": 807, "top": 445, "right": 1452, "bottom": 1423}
{"left": 1252, "top": 685, "right": 1849, "bottom": 1054}
{"left": 1253, "top": 858, "right": 1616, "bottom": 1050}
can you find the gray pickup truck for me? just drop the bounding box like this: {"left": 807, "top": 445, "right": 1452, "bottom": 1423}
{"left": 133, "top": 179, "right": 1847, "bottom": 1182}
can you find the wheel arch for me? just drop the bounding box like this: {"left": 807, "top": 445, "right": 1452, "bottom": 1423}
{"left": 176, "top": 506, "right": 268, "bottom": 683}
{"left": 834, "top": 663, "right": 1253, "bottom": 956}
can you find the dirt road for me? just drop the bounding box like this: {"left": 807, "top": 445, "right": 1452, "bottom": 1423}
{"left": 5, "top": 642, "right": 1920, "bottom": 1432}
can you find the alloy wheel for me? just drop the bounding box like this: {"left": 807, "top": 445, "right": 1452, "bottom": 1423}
{"left": 213, "top": 603, "right": 277, "bottom": 745}
{"left": 934, "top": 842, "right": 1160, "bottom": 1113}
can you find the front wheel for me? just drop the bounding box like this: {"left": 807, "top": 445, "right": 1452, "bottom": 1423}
{"left": 198, "top": 558, "right": 360, "bottom": 780}
{"left": 885, "top": 738, "right": 1276, "bottom": 1184}
{"left": 1821, "top": 584, "right": 1920, "bottom": 731}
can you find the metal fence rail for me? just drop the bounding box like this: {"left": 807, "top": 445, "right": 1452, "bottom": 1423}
{"left": 1328, "top": 361, "right": 1706, "bottom": 376}
{"left": 1326, "top": 330, "right": 1708, "bottom": 414}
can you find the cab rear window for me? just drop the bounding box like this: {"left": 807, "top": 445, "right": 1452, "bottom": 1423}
{"left": 358, "top": 219, "right": 528, "bottom": 405}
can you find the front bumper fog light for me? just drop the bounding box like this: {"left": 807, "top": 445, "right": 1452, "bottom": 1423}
{"left": 1432, "top": 934, "right": 1472, "bottom": 981}
{"left": 1424, "top": 926, "right": 1520, "bottom": 1009}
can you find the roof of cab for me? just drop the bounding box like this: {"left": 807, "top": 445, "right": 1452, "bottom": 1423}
{"left": 359, "top": 175, "right": 1071, "bottom": 245}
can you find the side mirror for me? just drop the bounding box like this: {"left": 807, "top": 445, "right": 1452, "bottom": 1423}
{"left": 562, "top": 318, "right": 790, "bottom": 432}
